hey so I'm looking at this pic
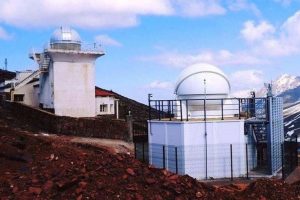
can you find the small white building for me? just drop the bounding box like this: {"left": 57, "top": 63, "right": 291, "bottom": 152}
{"left": 95, "top": 87, "right": 119, "bottom": 118}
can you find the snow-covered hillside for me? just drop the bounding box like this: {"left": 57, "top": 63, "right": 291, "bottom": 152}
{"left": 284, "top": 101, "right": 300, "bottom": 141}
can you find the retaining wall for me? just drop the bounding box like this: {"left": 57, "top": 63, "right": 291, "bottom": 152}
{"left": 1, "top": 100, "right": 132, "bottom": 141}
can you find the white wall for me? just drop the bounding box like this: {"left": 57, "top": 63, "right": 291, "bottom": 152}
{"left": 14, "top": 82, "right": 39, "bottom": 107}
{"left": 95, "top": 96, "right": 115, "bottom": 115}
{"left": 43, "top": 51, "right": 102, "bottom": 117}
{"left": 149, "top": 120, "right": 248, "bottom": 179}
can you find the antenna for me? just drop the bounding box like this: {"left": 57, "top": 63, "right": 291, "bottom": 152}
{"left": 4, "top": 58, "right": 7, "bottom": 70}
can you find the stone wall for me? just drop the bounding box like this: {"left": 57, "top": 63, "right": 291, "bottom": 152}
{"left": 1, "top": 100, "right": 132, "bottom": 141}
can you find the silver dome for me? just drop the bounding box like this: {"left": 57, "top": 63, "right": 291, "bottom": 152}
{"left": 50, "top": 27, "right": 81, "bottom": 44}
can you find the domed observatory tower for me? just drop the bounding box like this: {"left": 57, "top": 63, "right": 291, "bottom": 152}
{"left": 30, "top": 27, "right": 104, "bottom": 117}
{"left": 147, "top": 63, "right": 284, "bottom": 180}
{"left": 174, "top": 63, "right": 238, "bottom": 119}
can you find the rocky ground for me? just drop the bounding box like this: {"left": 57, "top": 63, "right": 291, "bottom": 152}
{"left": 0, "top": 105, "right": 300, "bottom": 200}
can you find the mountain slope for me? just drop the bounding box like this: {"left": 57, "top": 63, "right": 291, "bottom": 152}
{"left": 284, "top": 101, "right": 300, "bottom": 140}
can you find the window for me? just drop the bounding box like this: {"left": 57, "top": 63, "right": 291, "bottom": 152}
{"left": 100, "top": 104, "right": 108, "bottom": 112}
{"left": 14, "top": 94, "right": 24, "bottom": 102}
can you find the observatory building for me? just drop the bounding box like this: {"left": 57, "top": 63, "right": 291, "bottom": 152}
{"left": 148, "top": 63, "right": 284, "bottom": 179}
{"left": 29, "top": 27, "right": 104, "bottom": 117}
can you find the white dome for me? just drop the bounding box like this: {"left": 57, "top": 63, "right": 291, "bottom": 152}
{"left": 175, "top": 63, "right": 231, "bottom": 99}
{"left": 50, "top": 27, "right": 81, "bottom": 44}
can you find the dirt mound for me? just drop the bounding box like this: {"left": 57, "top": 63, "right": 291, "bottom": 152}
{"left": 0, "top": 105, "right": 299, "bottom": 200}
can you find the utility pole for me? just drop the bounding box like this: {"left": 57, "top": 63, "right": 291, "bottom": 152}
{"left": 4, "top": 58, "right": 7, "bottom": 70}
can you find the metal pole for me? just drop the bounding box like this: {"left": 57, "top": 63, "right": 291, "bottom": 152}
{"left": 168, "top": 100, "right": 171, "bottom": 121}
{"left": 158, "top": 101, "right": 161, "bottom": 120}
{"left": 221, "top": 99, "right": 224, "bottom": 120}
{"left": 238, "top": 99, "right": 241, "bottom": 119}
{"left": 246, "top": 143, "right": 249, "bottom": 179}
{"left": 142, "top": 142, "right": 145, "bottom": 162}
{"left": 175, "top": 147, "right": 178, "bottom": 174}
{"left": 186, "top": 100, "right": 189, "bottom": 121}
{"left": 180, "top": 100, "right": 183, "bottom": 121}
{"left": 148, "top": 94, "right": 152, "bottom": 136}
{"left": 230, "top": 144, "right": 233, "bottom": 181}
{"left": 163, "top": 145, "right": 166, "bottom": 169}
{"left": 134, "top": 142, "right": 137, "bottom": 159}
{"left": 204, "top": 79, "right": 208, "bottom": 180}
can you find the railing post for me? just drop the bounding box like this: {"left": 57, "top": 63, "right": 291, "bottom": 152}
{"left": 246, "top": 143, "right": 249, "bottom": 179}
{"left": 161, "top": 101, "right": 164, "bottom": 119}
{"left": 180, "top": 100, "right": 183, "bottom": 121}
{"left": 175, "top": 147, "right": 178, "bottom": 174}
{"left": 186, "top": 100, "right": 189, "bottom": 121}
{"left": 168, "top": 100, "right": 171, "bottom": 121}
{"left": 163, "top": 145, "right": 166, "bottom": 169}
{"left": 221, "top": 99, "right": 224, "bottom": 120}
{"left": 238, "top": 99, "right": 241, "bottom": 119}
{"left": 158, "top": 101, "right": 161, "bottom": 120}
{"left": 230, "top": 144, "right": 233, "bottom": 181}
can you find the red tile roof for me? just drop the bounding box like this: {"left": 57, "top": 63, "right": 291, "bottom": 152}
{"left": 95, "top": 87, "right": 115, "bottom": 97}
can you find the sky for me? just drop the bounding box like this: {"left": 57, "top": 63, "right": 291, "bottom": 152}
{"left": 0, "top": 0, "right": 300, "bottom": 103}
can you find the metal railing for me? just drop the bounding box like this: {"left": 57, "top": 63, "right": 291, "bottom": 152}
{"left": 44, "top": 42, "right": 104, "bottom": 53}
{"left": 148, "top": 97, "right": 268, "bottom": 121}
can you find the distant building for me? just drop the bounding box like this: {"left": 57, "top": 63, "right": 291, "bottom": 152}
{"left": 95, "top": 87, "right": 119, "bottom": 118}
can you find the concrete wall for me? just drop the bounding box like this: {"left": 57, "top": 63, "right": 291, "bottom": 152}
{"left": 1, "top": 100, "right": 131, "bottom": 141}
{"left": 39, "top": 61, "right": 54, "bottom": 109}
{"left": 149, "top": 120, "right": 248, "bottom": 179}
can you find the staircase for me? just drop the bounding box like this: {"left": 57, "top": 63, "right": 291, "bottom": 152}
{"left": 14, "top": 70, "right": 41, "bottom": 90}
{"left": 40, "top": 54, "right": 51, "bottom": 72}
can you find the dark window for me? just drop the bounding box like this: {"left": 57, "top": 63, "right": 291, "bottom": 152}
{"left": 14, "top": 94, "right": 24, "bottom": 102}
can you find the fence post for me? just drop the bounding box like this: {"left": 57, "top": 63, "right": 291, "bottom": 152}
{"left": 281, "top": 143, "right": 285, "bottom": 180}
{"left": 163, "top": 145, "right": 166, "bottom": 169}
{"left": 238, "top": 99, "right": 241, "bottom": 119}
{"left": 175, "top": 147, "right": 178, "bottom": 174}
{"left": 230, "top": 144, "right": 233, "bottom": 181}
{"left": 142, "top": 142, "right": 145, "bottom": 162}
{"left": 158, "top": 101, "right": 161, "bottom": 120}
{"left": 246, "top": 143, "right": 249, "bottom": 179}
{"left": 134, "top": 142, "right": 137, "bottom": 159}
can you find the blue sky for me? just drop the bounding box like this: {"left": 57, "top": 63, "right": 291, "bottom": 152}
{"left": 0, "top": 0, "right": 300, "bottom": 103}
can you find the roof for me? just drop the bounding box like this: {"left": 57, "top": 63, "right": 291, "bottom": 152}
{"left": 95, "top": 87, "right": 115, "bottom": 97}
{"left": 0, "top": 69, "right": 16, "bottom": 82}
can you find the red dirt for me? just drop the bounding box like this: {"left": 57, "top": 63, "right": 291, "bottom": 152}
{"left": 1, "top": 105, "right": 300, "bottom": 200}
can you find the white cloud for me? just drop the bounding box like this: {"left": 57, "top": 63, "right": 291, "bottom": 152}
{"left": 230, "top": 70, "right": 264, "bottom": 90}
{"left": 139, "top": 49, "right": 267, "bottom": 68}
{"left": 173, "top": 0, "right": 226, "bottom": 17}
{"left": 0, "top": 26, "right": 12, "bottom": 40}
{"left": 241, "top": 20, "right": 275, "bottom": 43}
{"left": 227, "top": 0, "right": 261, "bottom": 17}
{"left": 238, "top": 10, "right": 300, "bottom": 57}
{"left": 0, "top": 0, "right": 173, "bottom": 29}
{"left": 0, "top": 0, "right": 230, "bottom": 29}
{"left": 94, "top": 35, "right": 122, "bottom": 47}
{"left": 145, "top": 80, "right": 173, "bottom": 89}
{"left": 274, "top": 0, "right": 293, "bottom": 6}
